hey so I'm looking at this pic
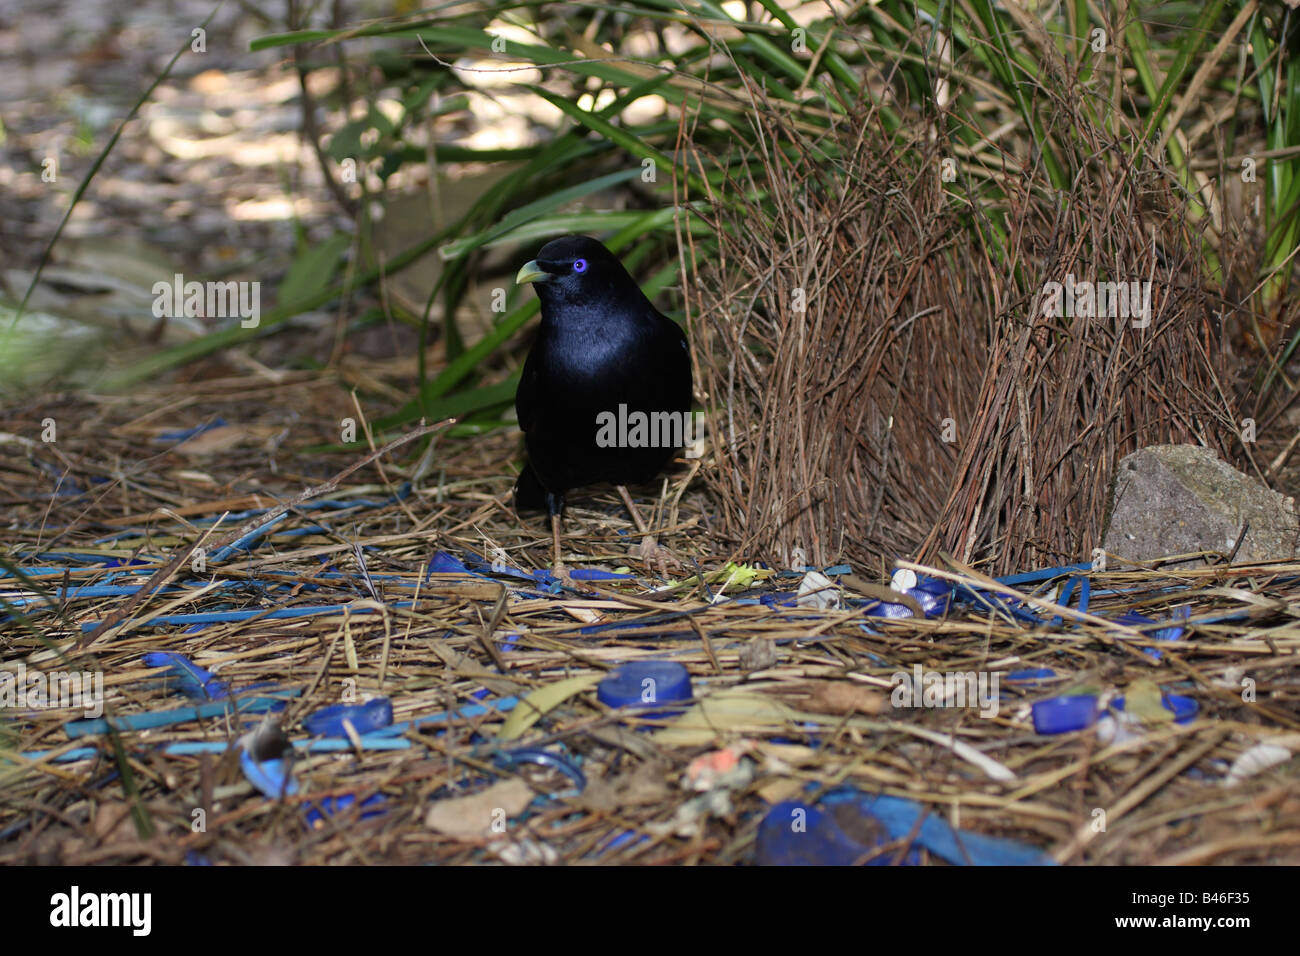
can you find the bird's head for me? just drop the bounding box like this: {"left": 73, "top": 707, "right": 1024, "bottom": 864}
{"left": 515, "top": 235, "right": 638, "bottom": 311}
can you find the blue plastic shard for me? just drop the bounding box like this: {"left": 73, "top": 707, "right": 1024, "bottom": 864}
{"left": 866, "top": 575, "right": 952, "bottom": 619}
{"left": 757, "top": 790, "right": 1056, "bottom": 866}
{"left": 156, "top": 418, "right": 228, "bottom": 443}
{"left": 302, "top": 697, "right": 394, "bottom": 737}
{"left": 429, "top": 551, "right": 471, "bottom": 574}
{"left": 240, "top": 751, "right": 298, "bottom": 799}
{"left": 304, "top": 793, "right": 387, "bottom": 828}
{"left": 756, "top": 800, "right": 912, "bottom": 865}
{"left": 143, "top": 651, "right": 230, "bottom": 700}
{"left": 64, "top": 690, "right": 297, "bottom": 738}
{"left": 1115, "top": 608, "right": 1188, "bottom": 660}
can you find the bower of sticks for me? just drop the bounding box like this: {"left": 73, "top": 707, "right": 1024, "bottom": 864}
{"left": 689, "top": 90, "right": 1242, "bottom": 574}
{"left": 4, "top": 111, "right": 1300, "bottom": 867}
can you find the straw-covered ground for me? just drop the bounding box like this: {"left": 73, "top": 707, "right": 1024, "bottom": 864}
{"left": 2, "top": 376, "right": 1298, "bottom": 865}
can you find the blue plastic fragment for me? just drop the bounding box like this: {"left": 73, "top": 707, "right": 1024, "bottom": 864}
{"left": 1006, "top": 668, "right": 1057, "bottom": 684}
{"left": 1049, "top": 575, "right": 1091, "bottom": 627}
{"left": 64, "top": 690, "right": 296, "bottom": 738}
{"left": 850, "top": 791, "right": 1055, "bottom": 865}
{"left": 208, "top": 513, "right": 289, "bottom": 563}
{"left": 571, "top": 568, "right": 637, "bottom": 581}
{"left": 599, "top": 829, "right": 650, "bottom": 856}
{"left": 1115, "top": 609, "right": 1187, "bottom": 660}
{"left": 494, "top": 747, "right": 586, "bottom": 795}
{"left": 143, "top": 651, "right": 230, "bottom": 700}
{"left": 156, "top": 418, "right": 227, "bottom": 443}
{"left": 302, "top": 697, "right": 394, "bottom": 737}
{"left": 304, "top": 793, "right": 387, "bottom": 828}
{"left": 597, "top": 661, "right": 692, "bottom": 710}
{"left": 240, "top": 752, "right": 298, "bottom": 799}
{"left": 756, "top": 800, "right": 906, "bottom": 865}
{"left": 428, "top": 550, "right": 471, "bottom": 574}
{"left": 996, "top": 562, "right": 1095, "bottom": 588}
{"left": 21, "top": 728, "right": 417, "bottom": 764}
{"left": 868, "top": 575, "right": 952, "bottom": 619}
{"left": 1032, "top": 695, "right": 1099, "bottom": 734}
{"left": 757, "top": 789, "right": 1055, "bottom": 866}
{"left": 77, "top": 599, "right": 417, "bottom": 633}
{"left": 1110, "top": 692, "right": 1198, "bottom": 724}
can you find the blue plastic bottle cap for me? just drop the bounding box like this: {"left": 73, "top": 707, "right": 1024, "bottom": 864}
{"left": 1032, "top": 695, "right": 1099, "bottom": 734}
{"left": 303, "top": 697, "right": 394, "bottom": 737}
{"left": 598, "top": 661, "right": 692, "bottom": 709}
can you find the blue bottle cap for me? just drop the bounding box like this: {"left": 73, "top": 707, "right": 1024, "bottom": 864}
{"left": 302, "top": 697, "right": 394, "bottom": 737}
{"left": 1032, "top": 695, "right": 1098, "bottom": 734}
{"left": 597, "top": 661, "right": 692, "bottom": 709}
{"left": 870, "top": 573, "right": 952, "bottom": 619}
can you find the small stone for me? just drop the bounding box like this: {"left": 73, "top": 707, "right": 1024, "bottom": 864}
{"left": 1102, "top": 444, "right": 1299, "bottom": 564}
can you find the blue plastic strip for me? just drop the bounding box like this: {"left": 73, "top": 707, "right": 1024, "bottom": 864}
{"left": 63, "top": 690, "right": 300, "bottom": 738}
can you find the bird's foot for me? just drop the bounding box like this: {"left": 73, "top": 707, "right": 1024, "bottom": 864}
{"left": 635, "top": 534, "right": 681, "bottom": 577}
{"left": 551, "top": 559, "right": 575, "bottom": 587}
{"left": 550, "top": 560, "right": 595, "bottom": 593}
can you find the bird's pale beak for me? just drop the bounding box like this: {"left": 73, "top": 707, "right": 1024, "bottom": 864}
{"left": 515, "top": 260, "right": 551, "bottom": 285}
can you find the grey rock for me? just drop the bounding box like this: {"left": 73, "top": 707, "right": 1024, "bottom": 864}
{"left": 1102, "top": 444, "right": 1299, "bottom": 564}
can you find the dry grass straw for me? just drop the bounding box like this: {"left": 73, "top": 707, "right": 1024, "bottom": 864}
{"left": 1, "top": 378, "right": 1298, "bottom": 865}
{"left": 688, "top": 80, "right": 1241, "bottom": 575}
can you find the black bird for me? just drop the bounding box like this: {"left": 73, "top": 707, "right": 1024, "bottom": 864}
{"left": 514, "top": 235, "right": 692, "bottom": 576}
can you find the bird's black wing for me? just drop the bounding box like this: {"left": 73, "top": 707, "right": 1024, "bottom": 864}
{"left": 649, "top": 308, "right": 693, "bottom": 412}
{"left": 515, "top": 339, "right": 542, "bottom": 436}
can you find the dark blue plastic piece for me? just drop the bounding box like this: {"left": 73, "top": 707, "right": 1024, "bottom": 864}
{"left": 429, "top": 551, "right": 471, "bottom": 574}
{"left": 302, "top": 697, "right": 394, "bottom": 737}
{"left": 304, "top": 793, "right": 388, "bottom": 828}
{"left": 1032, "top": 695, "right": 1099, "bottom": 734}
{"left": 756, "top": 800, "right": 905, "bottom": 865}
{"left": 494, "top": 747, "right": 586, "bottom": 795}
{"left": 597, "top": 661, "right": 692, "bottom": 709}
{"left": 868, "top": 575, "right": 952, "bottom": 619}
{"left": 1006, "top": 668, "right": 1057, "bottom": 684}
{"left": 143, "top": 651, "right": 230, "bottom": 700}
{"left": 1049, "top": 575, "right": 1090, "bottom": 627}
{"left": 757, "top": 789, "right": 1055, "bottom": 866}
{"left": 157, "top": 418, "right": 228, "bottom": 443}
{"left": 1115, "top": 609, "right": 1187, "bottom": 661}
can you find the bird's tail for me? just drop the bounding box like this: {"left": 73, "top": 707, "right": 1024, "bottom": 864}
{"left": 513, "top": 461, "right": 549, "bottom": 514}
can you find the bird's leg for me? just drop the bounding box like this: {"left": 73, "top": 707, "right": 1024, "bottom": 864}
{"left": 616, "top": 485, "right": 677, "bottom": 573}
{"left": 547, "top": 492, "right": 575, "bottom": 587}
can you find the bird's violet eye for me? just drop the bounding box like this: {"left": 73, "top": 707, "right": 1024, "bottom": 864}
{"left": 573, "top": 258, "right": 588, "bottom": 273}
